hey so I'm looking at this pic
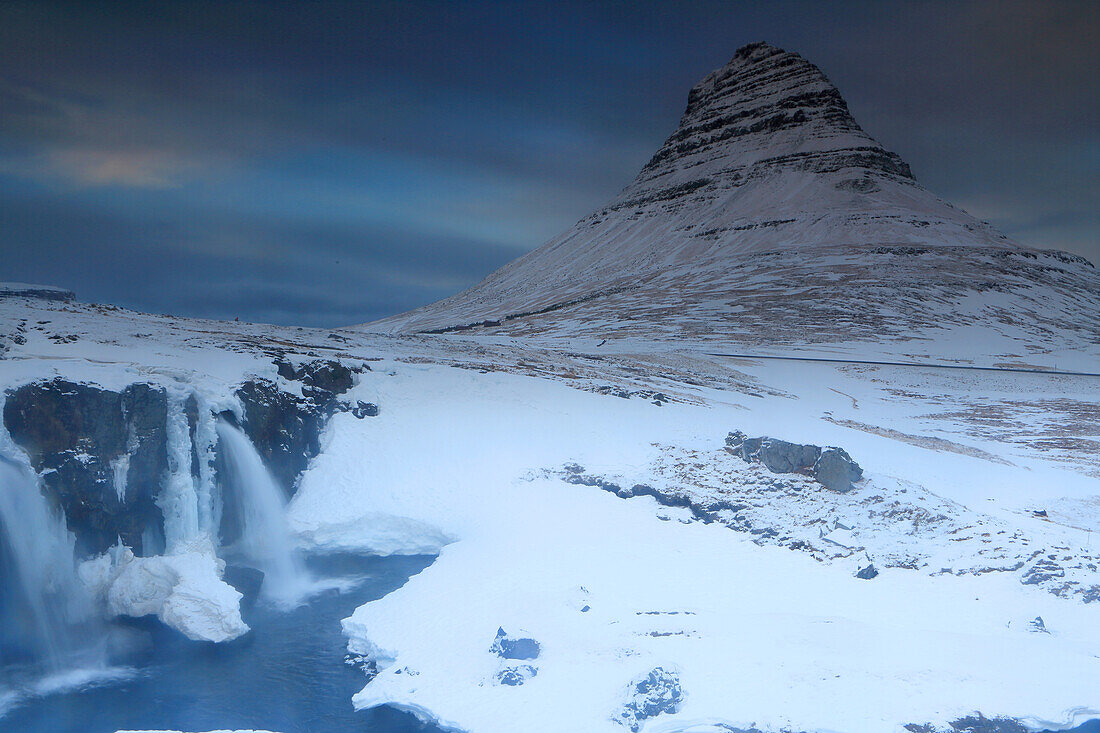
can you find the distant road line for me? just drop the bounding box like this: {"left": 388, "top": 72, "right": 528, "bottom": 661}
{"left": 703, "top": 351, "right": 1100, "bottom": 377}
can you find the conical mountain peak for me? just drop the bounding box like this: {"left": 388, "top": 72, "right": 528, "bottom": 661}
{"left": 366, "top": 44, "right": 1088, "bottom": 346}
{"left": 639, "top": 42, "right": 912, "bottom": 187}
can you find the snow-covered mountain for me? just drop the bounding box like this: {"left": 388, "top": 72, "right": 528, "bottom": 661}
{"left": 370, "top": 43, "right": 1098, "bottom": 370}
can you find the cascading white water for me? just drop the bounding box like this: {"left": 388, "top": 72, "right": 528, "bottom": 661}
{"left": 157, "top": 390, "right": 201, "bottom": 553}
{"left": 192, "top": 399, "right": 220, "bottom": 538}
{"left": 215, "top": 418, "right": 311, "bottom": 607}
{"left": 0, "top": 431, "right": 97, "bottom": 673}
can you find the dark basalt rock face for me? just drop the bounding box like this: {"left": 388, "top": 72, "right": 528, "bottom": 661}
{"left": 726, "top": 431, "right": 863, "bottom": 491}
{"left": 221, "top": 357, "right": 369, "bottom": 543}
{"left": 235, "top": 357, "right": 368, "bottom": 496}
{"left": 233, "top": 379, "right": 326, "bottom": 499}
{"left": 274, "top": 357, "right": 362, "bottom": 401}
{"left": 3, "top": 380, "right": 168, "bottom": 556}
{"left": 1, "top": 357, "right": 372, "bottom": 558}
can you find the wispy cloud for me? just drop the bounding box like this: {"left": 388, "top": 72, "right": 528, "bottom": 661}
{"left": 1, "top": 147, "right": 209, "bottom": 189}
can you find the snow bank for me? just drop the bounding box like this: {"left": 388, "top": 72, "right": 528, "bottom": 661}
{"left": 81, "top": 539, "right": 248, "bottom": 643}
{"left": 289, "top": 362, "right": 1100, "bottom": 733}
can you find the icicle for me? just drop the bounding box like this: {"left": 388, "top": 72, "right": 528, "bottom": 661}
{"left": 110, "top": 453, "right": 130, "bottom": 503}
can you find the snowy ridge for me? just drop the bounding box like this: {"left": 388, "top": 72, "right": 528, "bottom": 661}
{"left": 366, "top": 43, "right": 1098, "bottom": 369}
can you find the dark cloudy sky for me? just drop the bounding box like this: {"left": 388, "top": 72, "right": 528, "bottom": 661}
{"left": 1, "top": 1, "right": 1096, "bottom": 327}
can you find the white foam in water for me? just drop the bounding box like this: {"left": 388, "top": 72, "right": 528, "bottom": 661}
{"left": 215, "top": 419, "right": 314, "bottom": 608}
{"left": 0, "top": 665, "right": 138, "bottom": 722}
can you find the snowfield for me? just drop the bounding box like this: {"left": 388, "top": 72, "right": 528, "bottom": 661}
{"left": 2, "top": 294, "right": 1098, "bottom": 732}
{"left": 294, "top": 359, "right": 1100, "bottom": 733}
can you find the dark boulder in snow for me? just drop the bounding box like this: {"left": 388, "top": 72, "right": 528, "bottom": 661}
{"left": 496, "top": 664, "right": 538, "bottom": 686}
{"left": 856, "top": 563, "right": 879, "bottom": 580}
{"left": 1028, "top": 616, "right": 1049, "bottom": 633}
{"left": 351, "top": 401, "right": 379, "bottom": 418}
{"left": 490, "top": 627, "right": 541, "bottom": 660}
{"left": 618, "top": 666, "right": 683, "bottom": 732}
{"left": 814, "top": 447, "right": 864, "bottom": 492}
{"left": 726, "top": 431, "right": 863, "bottom": 491}
{"left": 759, "top": 438, "right": 821, "bottom": 474}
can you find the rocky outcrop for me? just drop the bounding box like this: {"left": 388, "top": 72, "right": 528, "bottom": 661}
{"left": 496, "top": 664, "right": 538, "bottom": 686}
{"left": 3, "top": 380, "right": 168, "bottom": 556}
{"left": 725, "top": 431, "right": 863, "bottom": 491}
{"left": 856, "top": 563, "right": 879, "bottom": 580}
{"left": 274, "top": 356, "right": 361, "bottom": 401}
{"left": 234, "top": 357, "right": 368, "bottom": 496}
{"left": 561, "top": 463, "right": 748, "bottom": 523}
{"left": 618, "top": 667, "right": 683, "bottom": 732}
{"left": 232, "top": 380, "right": 326, "bottom": 498}
{"left": 490, "top": 627, "right": 541, "bottom": 660}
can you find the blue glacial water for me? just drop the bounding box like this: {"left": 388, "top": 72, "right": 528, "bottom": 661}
{"left": 3, "top": 549, "right": 1096, "bottom": 733}
{"left": 2, "top": 553, "right": 442, "bottom": 733}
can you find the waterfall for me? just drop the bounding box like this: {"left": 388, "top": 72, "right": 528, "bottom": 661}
{"left": 193, "top": 401, "right": 220, "bottom": 538}
{"left": 215, "top": 418, "right": 311, "bottom": 608}
{"left": 0, "top": 433, "right": 96, "bottom": 673}
{"left": 157, "top": 390, "right": 200, "bottom": 553}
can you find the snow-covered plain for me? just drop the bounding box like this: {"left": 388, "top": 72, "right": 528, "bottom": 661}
{"left": 298, "top": 357, "right": 1099, "bottom": 733}
{"left": 4, "top": 291, "right": 1094, "bottom": 732}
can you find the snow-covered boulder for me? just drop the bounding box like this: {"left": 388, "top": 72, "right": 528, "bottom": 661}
{"left": 81, "top": 539, "right": 248, "bottom": 643}
{"left": 495, "top": 664, "right": 537, "bottom": 686}
{"left": 490, "top": 627, "right": 541, "bottom": 660}
{"left": 617, "top": 667, "right": 684, "bottom": 731}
